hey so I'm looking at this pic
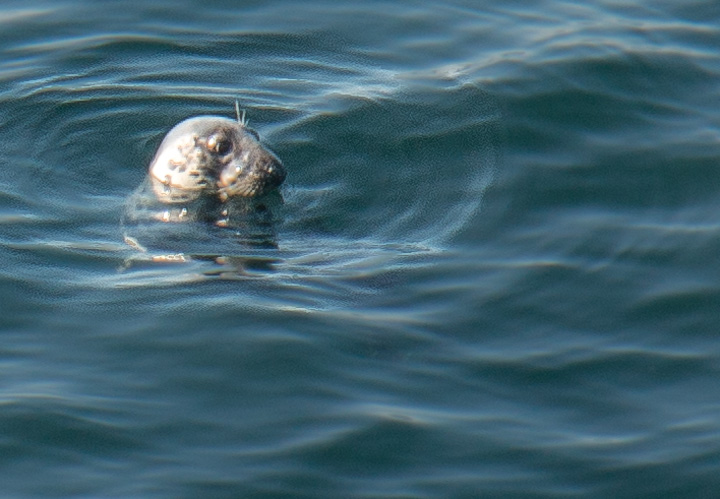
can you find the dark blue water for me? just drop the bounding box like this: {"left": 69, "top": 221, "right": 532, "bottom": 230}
{"left": 2, "top": 1, "right": 720, "bottom": 497}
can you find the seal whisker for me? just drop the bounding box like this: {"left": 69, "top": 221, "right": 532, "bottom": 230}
{"left": 235, "top": 100, "right": 248, "bottom": 127}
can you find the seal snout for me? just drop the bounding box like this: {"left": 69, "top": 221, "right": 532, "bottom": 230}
{"left": 216, "top": 126, "right": 286, "bottom": 201}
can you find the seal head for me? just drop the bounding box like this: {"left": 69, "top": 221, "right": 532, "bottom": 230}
{"left": 149, "top": 116, "right": 285, "bottom": 204}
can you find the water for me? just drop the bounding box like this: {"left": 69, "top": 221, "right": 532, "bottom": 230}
{"left": 1, "top": 0, "right": 720, "bottom": 497}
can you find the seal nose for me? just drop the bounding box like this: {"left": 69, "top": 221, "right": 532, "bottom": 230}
{"left": 217, "top": 139, "right": 286, "bottom": 199}
{"left": 265, "top": 154, "right": 286, "bottom": 188}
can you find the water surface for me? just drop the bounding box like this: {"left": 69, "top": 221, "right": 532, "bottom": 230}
{"left": 1, "top": 1, "right": 720, "bottom": 497}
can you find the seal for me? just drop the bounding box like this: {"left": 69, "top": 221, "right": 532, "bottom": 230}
{"left": 148, "top": 115, "right": 285, "bottom": 204}
{"left": 121, "top": 111, "right": 285, "bottom": 268}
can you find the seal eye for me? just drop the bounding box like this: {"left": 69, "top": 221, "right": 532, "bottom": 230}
{"left": 207, "top": 134, "right": 232, "bottom": 155}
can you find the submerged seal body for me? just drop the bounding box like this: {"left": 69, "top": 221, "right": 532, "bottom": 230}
{"left": 149, "top": 116, "right": 285, "bottom": 204}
